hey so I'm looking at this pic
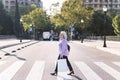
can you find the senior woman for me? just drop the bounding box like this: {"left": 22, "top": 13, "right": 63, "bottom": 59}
{"left": 51, "top": 31, "right": 74, "bottom": 76}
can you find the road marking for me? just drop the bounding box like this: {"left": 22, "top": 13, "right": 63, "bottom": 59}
{"left": 0, "top": 61, "right": 5, "bottom": 65}
{"left": 26, "top": 61, "right": 45, "bottom": 80}
{"left": 95, "top": 62, "right": 120, "bottom": 80}
{"left": 112, "top": 62, "right": 120, "bottom": 67}
{"left": 57, "top": 72, "right": 72, "bottom": 80}
{"left": 57, "top": 59, "right": 72, "bottom": 80}
{"left": 75, "top": 62, "right": 102, "bottom": 80}
{"left": 0, "top": 60, "right": 25, "bottom": 80}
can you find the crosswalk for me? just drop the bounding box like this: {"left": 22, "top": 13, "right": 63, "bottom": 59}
{"left": 0, "top": 61, "right": 25, "bottom": 80}
{"left": 0, "top": 61, "right": 120, "bottom": 80}
{"left": 75, "top": 62, "right": 102, "bottom": 80}
{"left": 26, "top": 61, "right": 45, "bottom": 80}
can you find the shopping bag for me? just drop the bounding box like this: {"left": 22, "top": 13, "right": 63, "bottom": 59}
{"left": 57, "top": 59, "right": 69, "bottom": 72}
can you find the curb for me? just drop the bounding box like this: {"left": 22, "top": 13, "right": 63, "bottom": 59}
{"left": 0, "top": 40, "right": 31, "bottom": 49}
{"left": 0, "top": 41, "right": 39, "bottom": 60}
{"left": 72, "top": 41, "right": 120, "bottom": 56}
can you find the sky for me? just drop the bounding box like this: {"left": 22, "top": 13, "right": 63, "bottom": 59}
{"left": 41, "top": 0, "right": 66, "bottom": 15}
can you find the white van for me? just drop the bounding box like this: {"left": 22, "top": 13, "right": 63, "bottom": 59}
{"left": 42, "top": 32, "right": 51, "bottom": 40}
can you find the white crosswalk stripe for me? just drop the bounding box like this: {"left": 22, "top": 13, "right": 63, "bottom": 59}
{"left": 75, "top": 62, "right": 102, "bottom": 80}
{"left": 112, "top": 62, "right": 120, "bottom": 67}
{"left": 0, "top": 61, "right": 25, "bottom": 80}
{"left": 57, "top": 59, "right": 72, "bottom": 80}
{"left": 94, "top": 62, "right": 120, "bottom": 80}
{"left": 57, "top": 72, "right": 72, "bottom": 80}
{"left": 0, "top": 61, "right": 5, "bottom": 65}
{"left": 0, "top": 60, "right": 120, "bottom": 80}
{"left": 26, "top": 61, "right": 45, "bottom": 80}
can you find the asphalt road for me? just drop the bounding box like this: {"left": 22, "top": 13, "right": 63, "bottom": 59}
{"left": 0, "top": 41, "right": 120, "bottom": 80}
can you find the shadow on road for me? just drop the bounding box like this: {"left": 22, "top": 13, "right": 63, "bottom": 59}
{"left": 0, "top": 49, "right": 10, "bottom": 54}
{"left": 54, "top": 74, "right": 82, "bottom": 80}
{"left": 71, "top": 75, "right": 82, "bottom": 80}
{"left": 5, "top": 53, "right": 26, "bottom": 61}
{"left": 0, "top": 40, "right": 32, "bottom": 49}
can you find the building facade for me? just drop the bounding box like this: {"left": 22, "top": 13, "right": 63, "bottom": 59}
{"left": 2, "top": 0, "right": 43, "bottom": 12}
{"left": 84, "top": 0, "right": 120, "bottom": 11}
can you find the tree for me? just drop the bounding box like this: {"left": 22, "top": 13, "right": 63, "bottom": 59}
{"left": 21, "top": 8, "right": 50, "bottom": 32}
{"left": 30, "top": 8, "right": 49, "bottom": 30}
{"left": 90, "top": 11, "right": 114, "bottom": 36}
{"left": 14, "top": 0, "right": 21, "bottom": 37}
{"left": 61, "top": 0, "right": 93, "bottom": 29}
{"left": 50, "top": 0, "right": 93, "bottom": 34}
{"left": 50, "top": 14, "right": 67, "bottom": 30}
{"left": 112, "top": 14, "right": 120, "bottom": 36}
{"left": 0, "top": 1, "right": 14, "bottom": 35}
{"left": 50, "top": 2, "right": 61, "bottom": 15}
{"left": 21, "top": 14, "right": 32, "bottom": 31}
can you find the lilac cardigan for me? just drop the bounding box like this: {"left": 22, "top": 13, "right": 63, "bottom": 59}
{"left": 59, "top": 38, "right": 69, "bottom": 56}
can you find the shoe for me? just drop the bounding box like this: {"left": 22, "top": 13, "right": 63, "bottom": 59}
{"left": 50, "top": 72, "right": 57, "bottom": 76}
{"left": 68, "top": 71, "right": 74, "bottom": 75}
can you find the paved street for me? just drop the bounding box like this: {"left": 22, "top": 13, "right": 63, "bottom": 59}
{"left": 0, "top": 41, "right": 120, "bottom": 80}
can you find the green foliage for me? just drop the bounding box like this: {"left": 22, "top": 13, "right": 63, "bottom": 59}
{"left": 90, "top": 11, "right": 114, "bottom": 36}
{"left": 21, "top": 8, "right": 50, "bottom": 32}
{"left": 50, "top": 0, "right": 94, "bottom": 33}
{"left": 22, "top": 14, "right": 32, "bottom": 31}
{"left": 14, "top": 0, "right": 21, "bottom": 37}
{"left": 8, "top": 4, "right": 37, "bottom": 20}
{"left": 30, "top": 8, "right": 47, "bottom": 29}
{"left": 50, "top": 14, "right": 66, "bottom": 28}
{"left": 112, "top": 14, "right": 120, "bottom": 36}
{"left": 28, "top": 4, "right": 37, "bottom": 12}
{"left": 61, "top": 0, "right": 93, "bottom": 28}
{"left": 50, "top": 2, "right": 60, "bottom": 15}
{"left": 0, "top": 1, "right": 13, "bottom": 35}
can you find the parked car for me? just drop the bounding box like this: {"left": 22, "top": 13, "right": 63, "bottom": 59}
{"left": 53, "top": 35, "right": 59, "bottom": 41}
{"left": 42, "top": 32, "right": 51, "bottom": 40}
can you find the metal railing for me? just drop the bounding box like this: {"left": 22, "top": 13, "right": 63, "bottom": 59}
{"left": 86, "top": 36, "right": 120, "bottom": 41}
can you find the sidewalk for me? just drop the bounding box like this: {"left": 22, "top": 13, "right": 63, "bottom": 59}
{"left": 0, "top": 39, "right": 31, "bottom": 49}
{"left": 72, "top": 40, "right": 120, "bottom": 56}
{"left": 0, "top": 39, "right": 38, "bottom": 59}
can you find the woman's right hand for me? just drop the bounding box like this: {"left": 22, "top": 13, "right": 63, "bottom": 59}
{"left": 60, "top": 55, "right": 63, "bottom": 59}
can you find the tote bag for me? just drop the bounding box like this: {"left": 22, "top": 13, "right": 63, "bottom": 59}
{"left": 57, "top": 59, "right": 69, "bottom": 72}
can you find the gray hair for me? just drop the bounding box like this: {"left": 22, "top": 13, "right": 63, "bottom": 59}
{"left": 60, "top": 31, "right": 67, "bottom": 40}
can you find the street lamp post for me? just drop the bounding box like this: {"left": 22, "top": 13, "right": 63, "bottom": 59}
{"left": 30, "top": 24, "right": 33, "bottom": 39}
{"left": 20, "top": 18, "right": 23, "bottom": 42}
{"left": 81, "top": 19, "right": 84, "bottom": 43}
{"left": 71, "top": 24, "right": 74, "bottom": 41}
{"left": 103, "top": 6, "right": 107, "bottom": 47}
{"left": 51, "top": 26, "right": 54, "bottom": 41}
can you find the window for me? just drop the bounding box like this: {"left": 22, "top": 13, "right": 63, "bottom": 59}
{"left": 95, "top": 0, "right": 98, "bottom": 2}
{"left": 115, "top": 0, "right": 118, "bottom": 2}
{"left": 105, "top": 0, "right": 108, "bottom": 2}
{"left": 115, "top": 5, "right": 118, "bottom": 8}
{"left": 25, "top": 3, "right": 28, "bottom": 6}
{"left": 85, "top": 0, "right": 89, "bottom": 2}
{"left": 89, "top": 0, "right": 93, "bottom": 2}
{"left": 21, "top": 2, "right": 24, "bottom": 5}
{"left": 100, "top": 4, "right": 102, "bottom": 8}
{"left": 5, "top": 1, "right": 9, "bottom": 4}
{"left": 109, "top": 4, "right": 112, "bottom": 7}
{"left": 109, "top": 0, "right": 113, "bottom": 2}
{"left": 94, "top": 4, "right": 98, "bottom": 7}
{"left": 5, "top": 6, "right": 8, "bottom": 9}
{"left": 10, "top": 6, "right": 15, "bottom": 9}
{"left": 100, "top": 0, "right": 103, "bottom": 2}
{"left": 10, "top": 1, "right": 15, "bottom": 3}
